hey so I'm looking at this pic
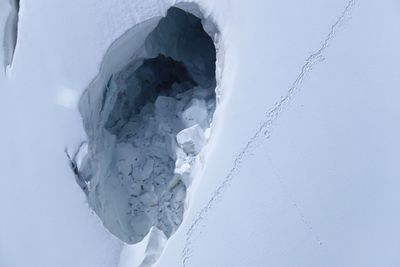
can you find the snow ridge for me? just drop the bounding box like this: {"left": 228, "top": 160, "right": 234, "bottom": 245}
{"left": 182, "top": 1, "right": 356, "bottom": 265}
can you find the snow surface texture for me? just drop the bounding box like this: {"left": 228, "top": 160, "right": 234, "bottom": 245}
{"left": 77, "top": 7, "right": 217, "bottom": 245}
{"left": 3, "top": 0, "right": 19, "bottom": 72}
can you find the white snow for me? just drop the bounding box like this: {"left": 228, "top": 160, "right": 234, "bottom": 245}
{"left": 156, "top": 1, "right": 400, "bottom": 267}
{"left": 54, "top": 87, "right": 80, "bottom": 109}
{"left": 1, "top": 0, "right": 400, "bottom": 267}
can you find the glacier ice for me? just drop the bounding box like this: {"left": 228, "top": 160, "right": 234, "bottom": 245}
{"left": 176, "top": 124, "right": 206, "bottom": 156}
{"left": 76, "top": 6, "right": 217, "bottom": 244}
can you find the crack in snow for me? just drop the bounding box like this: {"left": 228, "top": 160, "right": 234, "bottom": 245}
{"left": 3, "top": 0, "right": 19, "bottom": 72}
{"left": 182, "top": 1, "right": 356, "bottom": 265}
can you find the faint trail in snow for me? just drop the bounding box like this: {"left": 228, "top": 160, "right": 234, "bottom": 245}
{"left": 265, "top": 154, "right": 323, "bottom": 246}
{"left": 182, "top": 1, "right": 356, "bottom": 265}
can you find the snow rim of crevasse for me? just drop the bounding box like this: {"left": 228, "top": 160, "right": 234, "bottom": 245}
{"left": 74, "top": 2, "right": 228, "bottom": 266}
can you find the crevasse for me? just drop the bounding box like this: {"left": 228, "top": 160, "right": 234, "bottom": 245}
{"left": 76, "top": 6, "right": 218, "bottom": 244}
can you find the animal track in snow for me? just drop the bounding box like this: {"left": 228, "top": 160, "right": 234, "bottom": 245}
{"left": 182, "top": 1, "right": 356, "bottom": 265}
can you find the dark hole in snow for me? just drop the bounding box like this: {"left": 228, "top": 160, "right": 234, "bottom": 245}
{"left": 77, "top": 7, "right": 218, "bottom": 244}
{"left": 104, "top": 55, "right": 198, "bottom": 133}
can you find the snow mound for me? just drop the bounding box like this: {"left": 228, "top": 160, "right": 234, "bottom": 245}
{"left": 77, "top": 6, "right": 218, "bottom": 244}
